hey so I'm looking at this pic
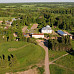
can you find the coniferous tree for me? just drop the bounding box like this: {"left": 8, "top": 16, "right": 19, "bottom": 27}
{"left": 2, "top": 19, "right": 5, "bottom": 24}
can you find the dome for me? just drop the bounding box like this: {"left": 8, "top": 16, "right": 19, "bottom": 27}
{"left": 46, "top": 25, "right": 50, "bottom": 27}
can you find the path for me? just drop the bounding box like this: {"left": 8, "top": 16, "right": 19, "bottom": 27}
{"left": 37, "top": 40, "right": 50, "bottom": 74}
{"left": 49, "top": 53, "right": 74, "bottom": 72}
{"left": 49, "top": 53, "right": 69, "bottom": 64}
{"left": 6, "top": 68, "right": 38, "bottom": 74}
{"left": 8, "top": 44, "right": 30, "bottom": 51}
{"left": 52, "top": 63, "right": 74, "bottom": 71}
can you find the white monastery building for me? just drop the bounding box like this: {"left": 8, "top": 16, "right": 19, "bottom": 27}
{"left": 41, "top": 25, "right": 52, "bottom": 33}
{"left": 32, "top": 34, "right": 44, "bottom": 38}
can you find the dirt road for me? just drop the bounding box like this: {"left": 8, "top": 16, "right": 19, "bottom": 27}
{"left": 37, "top": 40, "right": 50, "bottom": 74}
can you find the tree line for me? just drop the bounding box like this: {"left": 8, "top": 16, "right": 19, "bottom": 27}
{"left": 48, "top": 35, "right": 72, "bottom": 51}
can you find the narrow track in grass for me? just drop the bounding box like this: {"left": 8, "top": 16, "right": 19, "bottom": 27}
{"left": 49, "top": 53, "right": 74, "bottom": 73}
{"left": 52, "top": 63, "right": 74, "bottom": 71}
{"left": 49, "top": 53, "right": 69, "bottom": 64}
{"left": 8, "top": 43, "right": 30, "bottom": 51}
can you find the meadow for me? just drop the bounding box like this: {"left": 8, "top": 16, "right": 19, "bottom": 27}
{"left": 54, "top": 54, "right": 74, "bottom": 70}
{"left": 48, "top": 50, "right": 67, "bottom": 61}
{"left": 0, "top": 41, "right": 45, "bottom": 73}
{"left": 50, "top": 64, "right": 74, "bottom": 74}
{"left": 49, "top": 53, "right": 74, "bottom": 74}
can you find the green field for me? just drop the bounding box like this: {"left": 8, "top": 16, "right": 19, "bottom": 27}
{"left": 0, "top": 41, "right": 45, "bottom": 73}
{"left": 49, "top": 53, "right": 74, "bottom": 74}
{"left": 54, "top": 54, "right": 74, "bottom": 70}
{"left": 48, "top": 50, "right": 67, "bottom": 61}
{"left": 50, "top": 64, "right": 74, "bottom": 74}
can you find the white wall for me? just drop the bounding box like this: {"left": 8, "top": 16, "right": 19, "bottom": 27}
{"left": 63, "top": 34, "right": 67, "bottom": 36}
{"left": 32, "top": 35, "right": 44, "bottom": 38}
{"left": 41, "top": 30, "right": 52, "bottom": 33}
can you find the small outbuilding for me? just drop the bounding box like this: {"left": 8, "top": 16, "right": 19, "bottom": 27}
{"left": 23, "top": 33, "right": 30, "bottom": 38}
{"left": 41, "top": 25, "right": 52, "bottom": 33}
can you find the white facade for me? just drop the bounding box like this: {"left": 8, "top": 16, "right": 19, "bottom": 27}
{"left": 41, "top": 29, "right": 52, "bottom": 33}
{"left": 32, "top": 34, "right": 44, "bottom": 38}
{"left": 41, "top": 25, "right": 52, "bottom": 33}
{"left": 63, "top": 33, "right": 67, "bottom": 36}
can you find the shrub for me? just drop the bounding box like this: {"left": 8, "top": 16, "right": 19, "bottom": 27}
{"left": 27, "top": 37, "right": 38, "bottom": 45}
{"left": 37, "top": 66, "right": 45, "bottom": 74}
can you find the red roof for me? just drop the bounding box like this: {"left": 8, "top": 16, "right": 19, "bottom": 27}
{"left": 32, "top": 34, "right": 44, "bottom": 35}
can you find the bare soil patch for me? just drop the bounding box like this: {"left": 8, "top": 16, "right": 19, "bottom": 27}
{"left": 31, "top": 24, "right": 38, "bottom": 29}
{"left": 22, "top": 26, "right": 28, "bottom": 33}
{"left": 6, "top": 68, "right": 38, "bottom": 74}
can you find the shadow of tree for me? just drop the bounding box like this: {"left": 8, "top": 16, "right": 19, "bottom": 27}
{"left": 66, "top": 48, "right": 74, "bottom": 56}
{"left": 8, "top": 55, "right": 11, "bottom": 61}
{"left": 44, "top": 39, "right": 49, "bottom": 48}
{"left": 2, "top": 54, "right": 5, "bottom": 60}
{"left": 10, "top": 54, "right": 14, "bottom": 58}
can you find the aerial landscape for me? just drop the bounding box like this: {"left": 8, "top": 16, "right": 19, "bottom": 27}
{"left": 0, "top": 0, "right": 74, "bottom": 74}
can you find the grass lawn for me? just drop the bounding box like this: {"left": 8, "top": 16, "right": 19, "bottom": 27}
{"left": 50, "top": 64, "right": 74, "bottom": 74}
{"left": 0, "top": 41, "right": 45, "bottom": 73}
{"left": 48, "top": 50, "right": 67, "bottom": 61}
{"left": 54, "top": 54, "right": 74, "bottom": 70}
